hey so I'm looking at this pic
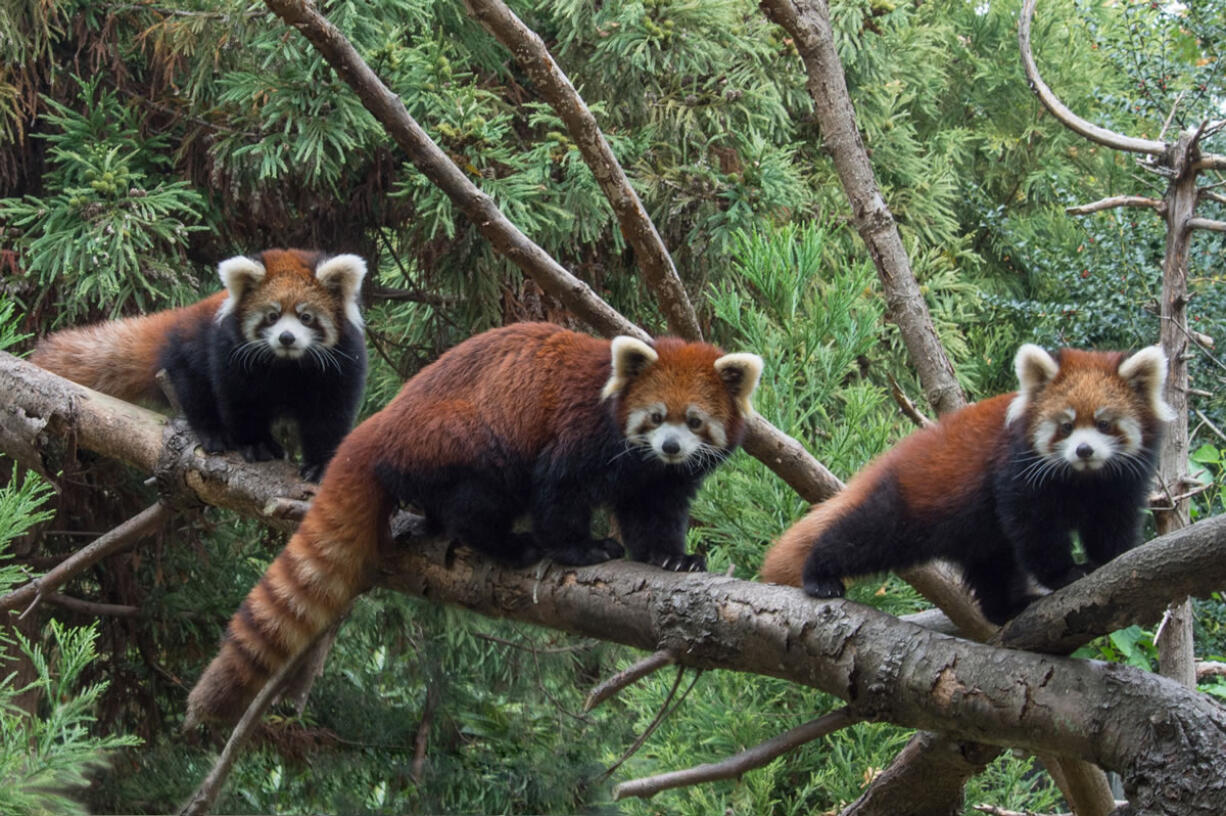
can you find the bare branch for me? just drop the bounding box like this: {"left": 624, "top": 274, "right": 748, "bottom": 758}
{"left": 613, "top": 706, "right": 863, "bottom": 800}
{"left": 1187, "top": 217, "right": 1226, "bottom": 233}
{"left": 42, "top": 593, "right": 142, "bottom": 618}
{"left": 0, "top": 503, "right": 169, "bottom": 617}
{"left": 758, "top": 0, "right": 966, "bottom": 417}
{"left": 887, "top": 373, "right": 935, "bottom": 429}
{"left": 1066, "top": 195, "right": 1164, "bottom": 216}
{"left": 1018, "top": 0, "right": 1165, "bottom": 156}
{"left": 585, "top": 648, "right": 676, "bottom": 711}
{"left": 598, "top": 666, "right": 699, "bottom": 782}
{"left": 463, "top": 0, "right": 701, "bottom": 341}
{"left": 1197, "top": 661, "right": 1226, "bottom": 681}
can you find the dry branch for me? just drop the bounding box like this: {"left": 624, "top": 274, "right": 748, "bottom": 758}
{"left": 758, "top": 0, "right": 965, "bottom": 417}
{"left": 614, "top": 706, "right": 863, "bottom": 800}
{"left": 0, "top": 502, "right": 169, "bottom": 617}
{"left": 462, "top": 0, "right": 701, "bottom": 341}
{"left": 1066, "top": 195, "right": 1164, "bottom": 215}
{"left": 584, "top": 648, "right": 675, "bottom": 711}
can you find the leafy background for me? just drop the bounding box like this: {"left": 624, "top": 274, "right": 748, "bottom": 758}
{"left": 1, "top": 0, "right": 1223, "bottom": 812}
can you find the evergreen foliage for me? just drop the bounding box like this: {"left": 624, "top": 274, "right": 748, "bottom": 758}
{"left": 0, "top": 0, "right": 1222, "bottom": 812}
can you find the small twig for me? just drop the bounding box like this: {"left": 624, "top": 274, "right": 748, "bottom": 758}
{"left": 585, "top": 648, "right": 676, "bottom": 711}
{"left": 1065, "top": 195, "right": 1164, "bottom": 215}
{"left": 613, "top": 706, "right": 863, "bottom": 800}
{"left": 887, "top": 373, "right": 935, "bottom": 428}
{"left": 598, "top": 666, "right": 701, "bottom": 783}
{"left": 474, "top": 631, "right": 595, "bottom": 654}
{"left": 43, "top": 592, "right": 142, "bottom": 618}
{"left": 1, "top": 503, "right": 169, "bottom": 617}
{"left": 178, "top": 633, "right": 321, "bottom": 816}
{"left": 411, "top": 685, "right": 438, "bottom": 783}
{"left": 155, "top": 369, "right": 184, "bottom": 415}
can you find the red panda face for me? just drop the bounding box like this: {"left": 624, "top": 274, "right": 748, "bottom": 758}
{"left": 1008, "top": 344, "right": 1173, "bottom": 478}
{"left": 603, "top": 336, "right": 762, "bottom": 468}
{"left": 216, "top": 250, "right": 366, "bottom": 363}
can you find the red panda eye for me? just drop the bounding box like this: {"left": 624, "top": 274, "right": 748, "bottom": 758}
{"left": 1096, "top": 419, "right": 1111, "bottom": 433}
{"left": 265, "top": 310, "right": 279, "bottom": 324}
{"left": 299, "top": 312, "right": 314, "bottom": 325}
{"left": 650, "top": 411, "right": 664, "bottom": 425}
{"left": 687, "top": 416, "right": 703, "bottom": 430}
{"left": 1059, "top": 421, "right": 1074, "bottom": 435}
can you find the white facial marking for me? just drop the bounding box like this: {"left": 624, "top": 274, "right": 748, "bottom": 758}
{"left": 265, "top": 314, "right": 314, "bottom": 359}
{"left": 1058, "top": 427, "right": 1117, "bottom": 471}
{"left": 1116, "top": 416, "right": 1142, "bottom": 453}
{"left": 647, "top": 422, "right": 703, "bottom": 465}
{"left": 624, "top": 402, "right": 666, "bottom": 438}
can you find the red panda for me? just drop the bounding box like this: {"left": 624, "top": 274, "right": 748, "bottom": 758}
{"left": 184, "top": 322, "right": 762, "bottom": 725}
{"left": 31, "top": 249, "right": 367, "bottom": 480}
{"left": 761, "top": 344, "right": 1172, "bottom": 625}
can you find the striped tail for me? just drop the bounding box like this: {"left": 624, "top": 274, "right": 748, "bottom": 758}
{"left": 185, "top": 419, "right": 391, "bottom": 727}
{"left": 760, "top": 500, "right": 845, "bottom": 587}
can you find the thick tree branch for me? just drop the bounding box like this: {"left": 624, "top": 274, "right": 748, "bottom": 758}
{"left": 1187, "top": 217, "right": 1226, "bottom": 233}
{"left": 5, "top": 352, "right": 1226, "bottom": 814}
{"left": 462, "top": 0, "right": 702, "bottom": 341}
{"left": 758, "top": 0, "right": 966, "bottom": 417}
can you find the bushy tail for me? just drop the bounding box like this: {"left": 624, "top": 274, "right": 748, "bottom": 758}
{"left": 30, "top": 298, "right": 219, "bottom": 404}
{"left": 185, "top": 419, "right": 392, "bottom": 727}
{"left": 760, "top": 500, "right": 845, "bottom": 587}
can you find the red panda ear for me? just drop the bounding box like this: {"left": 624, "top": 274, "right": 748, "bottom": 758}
{"left": 216, "top": 256, "right": 266, "bottom": 320}
{"left": 714, "top": 353, "right": 763, "bottom": 417}
{"left": 1119, "top": 345, "right": 1176, "bottom": 422}
{"left": 314, "top": 254, "right": 368, "bottom": 328}
{"left": 601, "top": 336, "right": 658, "bottom": 401}
{"left": 1006, "top": 343, "right": 1059, "bottom": 424}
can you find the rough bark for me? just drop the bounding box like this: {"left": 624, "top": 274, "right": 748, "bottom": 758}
{"left": 757, "top": 0, "right": 965, "bottom": 417}
{"left": 5, "top": 356, "right": 1226, "bottom": 814}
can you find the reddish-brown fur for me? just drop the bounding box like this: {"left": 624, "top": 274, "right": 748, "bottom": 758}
{"left": 186, "top": 323, "right": 755, "bottom": 726}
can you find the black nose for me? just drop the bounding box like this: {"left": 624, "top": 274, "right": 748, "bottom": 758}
{"left": 1076, "top": 443, "right": 1095, "bottom": 459}
{"left": 662, "top": 437, "right": 681, "bottom": 455}
{"left": 278, "top": 331, "right": 296, "bottom": 347}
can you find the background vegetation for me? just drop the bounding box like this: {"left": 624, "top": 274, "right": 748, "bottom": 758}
{"left": 0, "top": 0, "right": 1223, "bottom": 812}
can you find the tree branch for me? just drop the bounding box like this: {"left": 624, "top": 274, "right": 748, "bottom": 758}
{"left": 1018, "top": 0, "right": 1166, "bottom": 156}
{"left": 462, "top": 0, "right": 702, "bottom": 341}
{"left": 6, "top": 353, "right": 1226, "bottom": 814}
{"left": 1066, "top": 195, "right": 1164, "bottom": 216}
{"left": 613, "top": 706, "right": 863, "bottom": 800}
{"left": 1187, "top": 217, "right": 1226, "bottom": 233}
{"left": 759, "top": 0, "right": 965, "bottom": 417}
{"left": 585, "top": 648, "right": 675, "bottom": 711}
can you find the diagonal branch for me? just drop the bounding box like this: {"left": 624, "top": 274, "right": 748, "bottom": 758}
{"left": 463, "top": 0, "right": 702, "bottom": 341}
{"left": 613, "top": 706, "right": 864, "bottom": 800}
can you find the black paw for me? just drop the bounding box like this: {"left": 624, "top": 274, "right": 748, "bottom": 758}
{"left": 648, "top": 552, "right": 706, "bottom": 572}
{"left": 239, "top": 440, "right": 285, "bottom": 463}
{"left": 198, "top": 433, "right": 229, "bottom": 455}
{"left": 551, "top": 537, "right": 623, "bottom": 567}
{"left": 299, "top": 461, "right": 325, "bottom": 482}
{"left": 803, "top": 577, "right": 846, "bottom": 599}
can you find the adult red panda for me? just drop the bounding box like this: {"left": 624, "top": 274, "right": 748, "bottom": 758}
{"left": 761, "top": 344, "right": 1172, "bottom": 625}
{"left": 185, "top": 322, "right": 762, "bottom": 725}
{"left": 31, "top": 249, "right": 367, "bottom": 480}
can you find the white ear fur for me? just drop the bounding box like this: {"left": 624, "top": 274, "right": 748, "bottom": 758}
{"left": 601, "top": 336, "right": 658, "bottom": 401}
{"left": 315, "top": 254, "right": 368, "bottom": 328}
{"left": 216, "top": 255, "right": 266, "bottom": 320}
{"left": 714, "top": 352, "right": 764, "bottom": 417}
{"left": 1119, "top": 345, "right": 1176, "bottom": 422}
{"left": 1005, "top": 343, "right": 1060, "bottom": 425}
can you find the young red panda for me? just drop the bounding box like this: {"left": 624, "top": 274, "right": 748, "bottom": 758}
{"left": 31, "top": 249, "right": 367, "bottom": 480}
{"left": 185, "top": 322, "right": 762, "bottom": 725}
{"left": 761, "top": 344, "right": 1172, "bottom": 625}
